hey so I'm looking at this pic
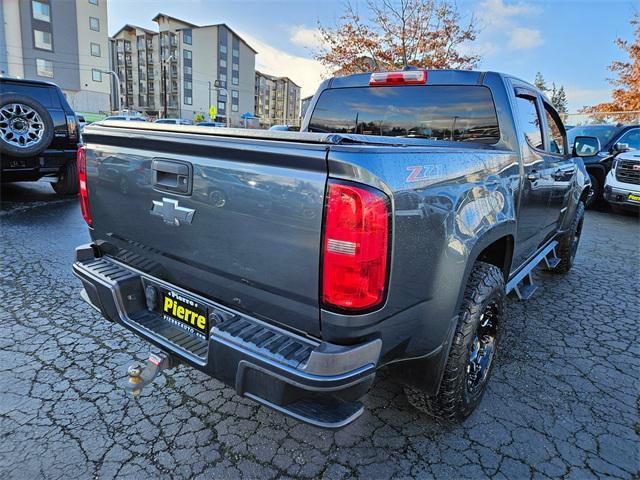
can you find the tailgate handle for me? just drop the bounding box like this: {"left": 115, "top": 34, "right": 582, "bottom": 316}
{"left": 152, "top": 159, "right": 192, "bottom": 195}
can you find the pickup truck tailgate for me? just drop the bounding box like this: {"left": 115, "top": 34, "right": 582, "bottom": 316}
{"left": 82, "top": 125, "right": 329, "bottom": 336}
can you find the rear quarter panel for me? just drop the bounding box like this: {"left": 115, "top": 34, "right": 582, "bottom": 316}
{"left": 323, "top": 145, "right": 520, "bottom": 362}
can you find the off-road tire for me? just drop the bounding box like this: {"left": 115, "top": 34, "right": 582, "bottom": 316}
{"left": 404, "top": 262, "right": 504, "bottom": 423}
{"left": 552, "top": 201, "right": 584, "bottom": 274}
{"left": 52, "top": 160, "right": 78, "bottom": 196}
{"left": 0, "top": 93, "right": 54, "bottom": 158}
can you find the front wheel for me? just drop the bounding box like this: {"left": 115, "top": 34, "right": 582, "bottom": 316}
{"left": 552, "top": 202, "right": 585, "bottom": 274}
{"left": 404, "top": 262, "right": 504, "bottom": 423}
{"left": 585, "top": 173, "right": 601, "bottom": 209}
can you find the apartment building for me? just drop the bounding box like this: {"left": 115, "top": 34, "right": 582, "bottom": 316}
{"left": 111, "top": 13, "right": 256, "bottom": 123}
{"left": 0, "top": 0, "right": 111, "bottom": 113}
{"left": 254, "top": 71, "right": 301, "bottom": 127}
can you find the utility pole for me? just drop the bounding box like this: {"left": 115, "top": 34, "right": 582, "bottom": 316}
{"left": 208, "top": 81, "right": 212, "bottom": 120}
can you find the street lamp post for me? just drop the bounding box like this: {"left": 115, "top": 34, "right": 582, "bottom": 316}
{"left": 100, "top": 69, "right": 120, "bottom": 113}
{"left": 162, "top": 54, "right": 175, "bottom": 119}
{"left": 213, "top": 80, "right": 229, "bottom": 127}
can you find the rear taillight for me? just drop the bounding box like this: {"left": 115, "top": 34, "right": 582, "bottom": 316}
{"left": 369, "top": 70, "right": 427, "bottom": 86}
{"left": 77, "top": 145, "right": 92, "bottom": 226}
{"left": 321, "top": 181, "right": 390, "bottom": 311}
{"left": 66, "top": 114, "right": 78, "bottom": 142}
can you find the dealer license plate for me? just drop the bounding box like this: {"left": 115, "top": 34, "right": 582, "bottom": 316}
{"left": 628, "top": 193, "right": 640, "bottom": 203}
{"left": 160, "top": 289, "right": 208, "bottom": 339}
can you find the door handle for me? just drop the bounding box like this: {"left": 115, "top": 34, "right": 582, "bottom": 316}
{"left": 527, "top": 172, "right": 540, "bottom": 182}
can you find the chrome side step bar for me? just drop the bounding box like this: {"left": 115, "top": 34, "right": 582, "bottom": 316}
{"left": 506, "top": 240, "right": 559, "bottom": 301}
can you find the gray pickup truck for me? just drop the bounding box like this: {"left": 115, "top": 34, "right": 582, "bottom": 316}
{"left": 73, "top": 69, "right": 598, "bottom": 428}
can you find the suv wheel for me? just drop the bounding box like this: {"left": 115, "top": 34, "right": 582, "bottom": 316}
{"left": 404, "top": 262, "right": 504, "bottom": 423}
{"left": 0, "top": 93, "right": 54, "bottom": 158}
{"left": 552, "top": 201, "right": 585, "bottom": 274}
{"left": 52, "top": 160, "right": 78, "bottom": 196}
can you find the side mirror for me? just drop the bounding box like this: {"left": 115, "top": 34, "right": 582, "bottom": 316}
{"left": 612, "top": 142, "right": 630, "bottom": 153}
{"left": 572, "top": 136, "right": 601, "bottom": 157}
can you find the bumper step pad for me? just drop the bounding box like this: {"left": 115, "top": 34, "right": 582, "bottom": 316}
{"left": 73, "top": 248, "right": 377, "bottom": 429}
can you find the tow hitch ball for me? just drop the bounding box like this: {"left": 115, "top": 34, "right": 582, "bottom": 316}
{"left": 122, "top": 352, "right": 174, "bottom": 397}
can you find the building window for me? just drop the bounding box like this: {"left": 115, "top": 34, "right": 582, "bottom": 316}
{"left": 36, "top": 58, "right": 53, "bottom": 77}
{"left": 32, "top": 1, "right": 50, "bottom": 22}
{"left": 232, "top": 48, "right": 239, "bottom": 58}
{"left": 184, "top": 81, "right": 192, "bottom": 90}
{"left": 232, "top": 77, "right": 239, "bottom": 86}
{"left": 90, "top": 42, "right": 101, "bottom": 57}
{"left": 89, "top": 17, "right": 100, "bottom": 31}
{"left": 232, "top": 104, "right": 238, "bottom": 112}
{"left": 220, "top": 45, "right": 227, "bottom": 54}
{"left": 88, "top": 0, "right": 98, "bottom": 4}
{"left": 217, "top": 101, "right": 226, "bottom": 112}
{"left": 184, "top": 66, "right": 192, "bottom": 75}
{"left": 92, "top": 69, "right": 102, "bottom": 82}
{"left": 220, "top": 59, "right": 227, "bottom": 68}
{"left": 184, "top": 95, "right": 192, "bottom": 105}
{"left": 34, "top": 30, "right": 52, "bottom": 50}
{"left": 232, "top": 90, "right": 239, "bottom": 99}
{"left": 232, "top": 63, "right": 239, "bottom": 71}
{"left": 183, "top": 49, "right": 192, "bottom": 60}
{"left": 183, "top": 29, "right": 192, "bottom": 45}
{"left": 219, "top": 73, "right": 227, "bottom": 82}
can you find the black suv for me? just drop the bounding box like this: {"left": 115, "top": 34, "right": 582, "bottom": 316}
{"left": 0, "top": 77, "right": 80, "bottom": 195}
{"left": 567, "top": 124, "right": 640, "bottom": 208}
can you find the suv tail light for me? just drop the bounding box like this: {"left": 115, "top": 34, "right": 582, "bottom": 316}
{"left": 321, "top": 181, "right": 391, "bottom": 311}
{"left": 77, "top": 145, "right": 92, "bottom": 226}
{"left": 369, "top": 70, "right": 427, "bottom": 86}
{"left": 66, "top": 114, "right": 78, "bottom": 142}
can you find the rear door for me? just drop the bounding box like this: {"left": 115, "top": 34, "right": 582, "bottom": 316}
{"left": 539, "top": 100, "right": 575, "bottom": 230}
{"left": 511, "top": 86, "right": 556, "bottom": 268}
{"left": 84, "top": 127, "right": 328, "bottom": 336}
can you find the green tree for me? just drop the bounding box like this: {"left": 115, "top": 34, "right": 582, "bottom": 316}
{"left": 551, "top": 84, "right": 568, "bottom": 115}
{"left": 534, "top": 72, "right": 548, "bottom": 92}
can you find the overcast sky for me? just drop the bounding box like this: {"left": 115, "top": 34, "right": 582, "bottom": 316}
{"left": 108, "top": 0, "right": 637, "bottom": 112}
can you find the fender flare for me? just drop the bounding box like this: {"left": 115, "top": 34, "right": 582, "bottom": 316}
{"left": 395, "top": 222, "right": 516, "bottom": 396}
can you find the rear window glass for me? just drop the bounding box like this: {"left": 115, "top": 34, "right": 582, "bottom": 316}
{"left": 308, "top": 85, "right": 500, "bottom": 143}
{"left": 0, "top": 83, "right": 55, "bottom": 108}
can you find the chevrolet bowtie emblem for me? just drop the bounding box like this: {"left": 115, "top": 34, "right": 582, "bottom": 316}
{"left": 150, "top": 198, "right": 195, "bottom": 226}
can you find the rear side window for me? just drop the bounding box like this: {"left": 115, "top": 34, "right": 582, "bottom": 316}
{"left": 514, "top": 95, "right": 543, "bottom": 150}
{"left": 0, "top": 83, "right": 55, "bottom": 108}
{"left": 308, "top": 85, "right": 500, "bottom": 144}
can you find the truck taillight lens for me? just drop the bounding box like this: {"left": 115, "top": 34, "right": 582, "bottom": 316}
{"left": 77, "top": 145, "right": 92, "bottom": 226}
{"left": 369, "top": 70, "right": 427, "bottom": 86}
{"left": 321, "top": 181, "right": 390, "bottom": 311}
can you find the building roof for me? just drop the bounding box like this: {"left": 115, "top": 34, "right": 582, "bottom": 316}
{"left": 114, "top": 14, "right": 258, "bottom": 55}
{"left": 112, "top": 24, "right": 157, "bottom": 38}
{"left": 256, "top": 70, "right": 301, "bottom": 88}
{"left": 151, "top": 13, "right": 198, "bottom": 28}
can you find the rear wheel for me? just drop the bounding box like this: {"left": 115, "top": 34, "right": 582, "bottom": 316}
{"left": 552, "top": 202, "right": 584, "bottom": 274}
{"left": 52, "top": 160, "right": 78, "bottom": 196}
{"left": 404, "top": 262, "right": 504, "bottom": 423}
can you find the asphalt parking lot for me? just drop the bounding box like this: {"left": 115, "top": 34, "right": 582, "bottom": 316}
{"left": 1, "top": 181, "right": 638, "bottom": 479}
